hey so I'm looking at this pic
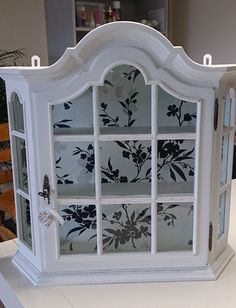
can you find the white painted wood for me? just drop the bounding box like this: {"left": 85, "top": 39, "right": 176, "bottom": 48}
{"left": 93, "top": 85, "right": 102, "bottom": 255}
{"left": 151, "top": 85, "right": 158, "bottom": 253}
{"left": 0, "top": 21, "right": 236, "bottom": 285}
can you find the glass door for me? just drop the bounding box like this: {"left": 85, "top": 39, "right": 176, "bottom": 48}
{"left": 51, "top": 64, "right": 200, "bottom": 259}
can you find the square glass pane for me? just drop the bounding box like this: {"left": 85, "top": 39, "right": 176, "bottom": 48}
{"left": 218, "top": 191, "right": 227, "bottom": 239}
{"left": 18, "top": 194, "right": 32, "bottom": 248}
{"left": 60, "top": 204, "right": 97, "bottom": 255}
{"left": 13, "top": 137, "right": 28, "bottom": 193}
{"left": 158, "top": 86, "right": 197, "bottom": 134}
{"left": 98, "top": 65, "right": 151, "bottom": 134}
{"left": 102, "top": 203, "right": 151, "bottom": 253}
{"left": 55, "top": 141, "right": 95, "bottom": 198}
{"left": 220, "top": 134, "right": 229, "bottom": 186}
{"left": 157, "top": 140, "right": 195, "bottom": 195}
{"left": 157, "top": 202, "right": 193, "bottom": 252}
{"left": 11, "top": 93, "right": 24, "bottom": 133}
{"left": 52, "top": 87, "right": 93, "bottom": 135}
{"left": 100, "top": 140, "right": 151, "bottom": 196}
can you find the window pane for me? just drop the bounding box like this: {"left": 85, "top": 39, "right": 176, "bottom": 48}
{"left": 98, "top": 65, "right": 151, "bottom": 134}
{"left": 13, "top": 137, "right": 28, "bottom": 192}
{"left": 218, "top": 191, "right": 227, "bottom": 238}
{"left": 220, "top": 134, "right": 229, "bottom": 186}
{"left": 157, "top": 202, "right": 193, "bottom": 252}
{"left": 52, "top": 87, "right": 93, "bottom": 135}
{"left": 60, "top": 204, "right": 97, "bottom": 255}
{"left": 18, "top": 194, "right": 32, "bottom": 248}
{"left": 100, "top": 140, "right": 151, "bottom": 196}
{"left": 11, "top": 93, "right": 24, "bottom": 133}
{"left": 157, "top": 139, "right": 195, "bottom": 195}
{"left": 223, "top": 95, "right": 232, "bottom": 128}
{"left": 158, "top": 87, "right": 197, "bottom": 134}
{"left": 102, "top": 203, "right": 151, "bottom": 253}
{"left": 54, "top": 141, "right": 95, "bottom": 198}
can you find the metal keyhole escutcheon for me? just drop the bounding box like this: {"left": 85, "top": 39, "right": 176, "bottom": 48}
{"left": 38, "top": 175, "right": 50, "bottom": 204}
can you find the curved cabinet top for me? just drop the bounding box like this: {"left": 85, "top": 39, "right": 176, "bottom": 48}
{"left": 0, "top": 21, "right": 236, "bottom": 89}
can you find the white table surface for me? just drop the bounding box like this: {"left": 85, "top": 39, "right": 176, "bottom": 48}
{"left": 1, "top": 181, "right": 236, "bottom": 308}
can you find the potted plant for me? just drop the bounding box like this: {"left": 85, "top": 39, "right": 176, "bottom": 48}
{"left": 0, "top": 49, "right": 25, "bottom": 123}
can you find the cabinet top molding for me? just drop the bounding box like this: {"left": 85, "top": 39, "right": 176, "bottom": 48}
{"left": 0, "top": 21, "right": 235, "bottom": 88}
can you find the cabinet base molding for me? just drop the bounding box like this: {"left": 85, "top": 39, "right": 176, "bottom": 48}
{"left": 11, "top": 245, "right": 234, "bottom": 286}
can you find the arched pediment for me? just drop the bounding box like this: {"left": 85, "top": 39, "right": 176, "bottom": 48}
{"left": 0, "top": 21, "right": 229, "bottom": 88}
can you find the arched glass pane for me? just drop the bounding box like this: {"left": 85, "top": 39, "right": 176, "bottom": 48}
{"left": 98, "top": 65, "right": 151, "bottom": 134}
{"left": 223, "top": 89, "right": 234, "bottom": 128}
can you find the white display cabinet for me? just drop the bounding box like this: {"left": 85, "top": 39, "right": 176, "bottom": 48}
{"left": 0, "top": 22, "right": 235, "bottom": 285}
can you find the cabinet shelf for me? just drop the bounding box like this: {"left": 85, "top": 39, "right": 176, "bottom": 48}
{"left": 56, "top": 182, "right": 194, "bottom": 203}
{"left": 53, "top": 126, "right": 196, "bottom": 141}
{"left": 76, "top": 26, "right": 95, "bottom": 32}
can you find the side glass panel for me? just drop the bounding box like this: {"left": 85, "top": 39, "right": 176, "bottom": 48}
{"left": 158, "top": 87, "right": 197, "bottom": 134}
{"left": 11, "top": 93, "right": 24, "bottom": 133}
{"left": 218, "top": 89, "right": 235, "bottom": 243}
{"left": 157, "top": 202, "right": 193, "bottom": 252}
{"left": 55, "top": 141, "right": 95, "bottom": 198}
{"left": 60, "top": 204, "right": 97, "bottom": 254}
{"left": 52, "top": 87, "right": 93, "bottom": 135}
{"left": 220, "top": 134, "right": 229, "bottom": 186}
{"left": 223, "top": 94, "right": 232, "bottom": 128}
{"left": 98, "top": 65, "right": 151, "bottom": 134}
{"left": 13, "top": 137, "right": 28, "bottom": 193}
{"left": 157, "top": 139, "right": 195, "bottom": 195}
{"left": 102, "top": 203, "right": 151, "bottom": 253}
{"left": 100, "top": 140, "right": 151, "bottom": 196}
{"left": 18, "top": 195, "right": 32, "bottom": 247}
{"left": 218, "top": 191, "right": 226, "bottom": 239}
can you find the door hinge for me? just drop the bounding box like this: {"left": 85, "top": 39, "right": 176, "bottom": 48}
{"left": 214, "top": 98, "right": 219, "bottom": 130}
{"left": 208, "top": 222, "right": 213, "bottom": 252}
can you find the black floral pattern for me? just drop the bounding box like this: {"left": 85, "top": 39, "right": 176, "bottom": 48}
{"left": 166, "top": 101, "right": 197, "bottom": 126}
{"left": 73, "top": 144, "right": 95, "bottom": 173}
{"left": 53, "top": 119, "right": 72, "bottom": 129}
{"left": 56, "top": 156, "right": 74, "bottom": 184}
{"left": 101, "top": 141, "right": 151, "bottom": 183}
{"left": 157, "top": 140, "right": 194, "bottom": 181}
{"left": 101, "top": 204, "right": 151, "bottom": 250}
{"left": 62, "top": 204, "right": 97, "bottom": 238}
{"left": 61, "top": 202, "right": 191, "bottom": 251}
{"left": 123, "top": 68, "right": 141, "bottom": 82}
{"left": 100, "top": 91, "right": 138, "bottom": 127}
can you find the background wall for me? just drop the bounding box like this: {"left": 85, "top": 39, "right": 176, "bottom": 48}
{"left": 0, "top": 0, "right": 48, "bottom": 66}
{"left": 169, "top": 0, "right": 236, "bottom": 65}
{"left": 1, "top": 0, "right": 236, "bottom": 67}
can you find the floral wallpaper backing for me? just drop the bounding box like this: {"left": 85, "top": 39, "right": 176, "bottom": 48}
{"left": 52, "top": 65, "right": 197, "bottom": 254}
